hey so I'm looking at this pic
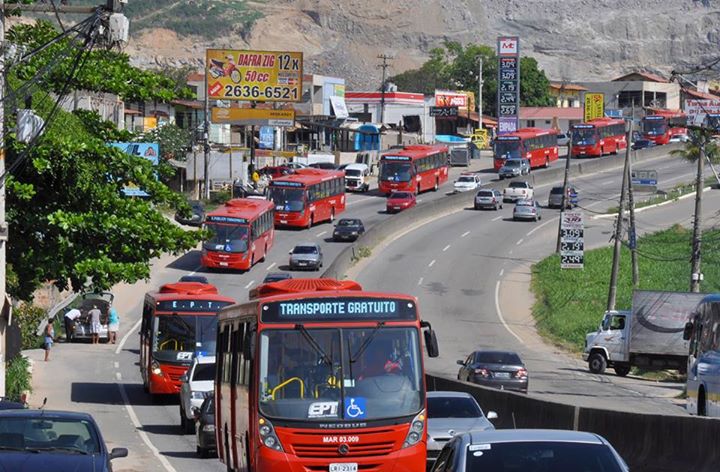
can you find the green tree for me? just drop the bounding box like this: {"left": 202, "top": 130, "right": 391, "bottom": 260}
{"left": 519, "top": 57, "right": 554, "bottom": 108}
{"left": 141, "top": 123, "right": 193, "bottom": 162}
{"left": 670, "top": 132, "right": 720, "bottom": 163}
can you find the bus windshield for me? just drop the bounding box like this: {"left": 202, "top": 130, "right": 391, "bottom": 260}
{"left": 153, "top": 314, "right": 218, "bottom": 362}
{"left": 259, "top": 327, "right": 423, "bottom": 422}
{"left": 572, "top": 128, "right": 597, "bottom": 145}
{"left": 203, "top": 223, "right": 249, "bottom": 253}
{"left": 494, "top": 140, "right": 522, "bottom": 159}
{"left": 380, "top": 162, "right": 414, "bottom": 182}
{"left": 642, "top": 119, "right": 666, "bottom": 136}
{"left": 269, "top": 187, "right": 305, "bottom": 212}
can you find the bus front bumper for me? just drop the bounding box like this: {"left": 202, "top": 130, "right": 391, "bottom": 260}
{"left": 202, "top": 251, "right": 249, "bottom": 269}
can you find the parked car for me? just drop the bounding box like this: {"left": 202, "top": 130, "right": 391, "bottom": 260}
{"left": 631, "top": 139, "right": 656, "bottom": 150}
{"left": 547, "top": 185, "right": 578, "bottom": 209}
{"left": 669, "top": 133, "right": 690, "bottom": 143}
{"left": 309, "top": 162, "right": 338, "bottom": 170}
{"left": 65, "top": 292, "right": 113, "bottom": 343}
{"left": 430, "top": 429, "right": 629, "bottom": 472}
{"left": 453, "top": 173, "right": 482, "bottom": 192}
{"left": 333, "top": 218, "right": 365, "bottom": 242}
{"left": 513, "top": 199, "right": 542, "bottom": 222}
{"left": 0, "top": 398, "right": 26, "bottom": 410}
{"left": 557, "top": 133, "right": 571, "bottom": 146}
{"left": 259, "top": 165, "right": 293, "bottom": 179}
{"left": 474, "top": 189, "right": 503, "bottom": 211}
{"left": 289, "top": 243, "right": 323, "bottom": 271}
{"left": 262, "top": 272, "right": 293, "bottom": 284}
{"left": 194, "top": 395, "right": 216, "bottom": 458}
{"left": 503, "top": 180, "right": 534, "bottom": 202}
{"left": 498, "top": 158, "right": 530, "bottom": 179}
{"left": 179, "top": 275, "right": 209, "bottom": 284}
{"left": 179, "top": 356, "right": 215, "bottom": 434}
{"left": 457, "top": 350, "right": 529, "bottom": 393}
{"left": 386, "top": 191, "right": 417, "bottom": 213}
{"left": 426, "top": 391, "right": 497, "bottom": 466}
{"left": 0, "top": 409, "right": 128, "bottom": 471}
{"left": 175, "top": 200, "right": 206, "bottom": 227}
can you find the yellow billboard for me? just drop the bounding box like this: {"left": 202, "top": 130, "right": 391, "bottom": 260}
{"left": 211, "top": 108, "right": 295, "bottom": 127}
{"left": 206, "top": 49, "right": 303, "bottom": 102}
{"left": 584, "top": 93, "right": 604, "bottom": 122}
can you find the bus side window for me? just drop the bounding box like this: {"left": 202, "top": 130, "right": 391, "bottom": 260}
{"left": 230, "top": 324, "right": 239, "bottom": 386}
{"left": 219, "top": 325, "right": 230, "bottom": 384}
{"left": 141, "top": 302, "right": 152, "bottom": 335}
{"left": 235, "top": 323, "right": 245, "bottom": 385}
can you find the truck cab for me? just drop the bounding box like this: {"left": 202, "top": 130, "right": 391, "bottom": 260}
{"left": 583, "top": 310, "right": 631, "bottom": 376}
{"left": 344, "top": 163, "right": 370, "bottom": 192}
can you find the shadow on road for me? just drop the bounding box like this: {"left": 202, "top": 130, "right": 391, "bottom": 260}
{"left": 71, "top": 382, "right": 179, "bottom": 406}
{"left": 142, "top": 424, "right": 182, "bottom": 436}
{"left": 167, "top": 250, "right": 202, "bottom": 272}
{"left": 162, "top": 451, "right": 200, "bottom": 459}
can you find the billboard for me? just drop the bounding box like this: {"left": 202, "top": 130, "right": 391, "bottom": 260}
{"left": 497, "top": 36, "right": 520, "bottom": 134}
{"left": 211, "top": 108, "right": 295, "bottom": 127}
{"left": 685, "top": 99, "right": 720, "bottom": 125}
{"left": 206, "top": 49, "right": 303, "bottom": 102}
{"left": 110, "top": 142, "right": 159, "bottom": 197}
{"left": 584, "top": 93, "right": 604, "bottom": 122}
{"left": 435, "top": 90, "right": 471, "bottom": 108}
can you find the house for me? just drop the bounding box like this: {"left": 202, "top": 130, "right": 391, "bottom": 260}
{"left": 519, "top": 107, "right": 583, "bottom": 132}
{"left": 578, "top": 72, "right": 681, "bottom": 117}
{"left": 549, "top": 82, "right": 587, "bottom": 108}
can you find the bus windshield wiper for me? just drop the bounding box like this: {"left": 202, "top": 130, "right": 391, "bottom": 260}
{"left": 295, "top": 324, "right": 332, "bottom": 366}
{"left": 350, "top": 322, "right": 385, "bottom": 363}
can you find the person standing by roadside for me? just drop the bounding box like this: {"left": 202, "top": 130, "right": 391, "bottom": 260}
{"left": 64, "top": 308, "right": 82, "bottom": 342}
{"left": 88, "top": 304, "right": 102, "bottom": 345}
{"left": 108, "top": 306, "right": 120, "bottom": 344}
{"left": 44, "top": 320, "right": 55, "bottom": 362}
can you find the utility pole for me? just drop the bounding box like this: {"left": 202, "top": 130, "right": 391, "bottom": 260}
{"left": 607, "top": 122, "right": 633, "bottom": 311}
{"left": 0, "top": 0, "right": 7, "bottom": 398}
{"left": 555, "top": 133, "right": 573, "bottom": 253}
{"left": 377, "top": 54, "right": 392, "bottom": 124}
{"left": 203, "top": 72, "right": 211, "bottom": 199}
{"left": 477, "top": 57, "right": 483, "bottom": 131}
{"left": 690, "top": 137, "right": 706, "bottom": 292}
{"left": 626, "top": 122, "right": 639, "bottom": 288}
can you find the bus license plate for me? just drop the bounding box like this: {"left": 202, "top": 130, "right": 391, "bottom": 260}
{"left": 330, "top": 464, "right": 358, "bottom": 472}
{"left": 219, "top": 262, "right": 228, "bottom": 267}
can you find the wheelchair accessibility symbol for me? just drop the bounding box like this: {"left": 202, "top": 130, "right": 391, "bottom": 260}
{"left": 344, "top": 397, "right": 367, "bottom": 419}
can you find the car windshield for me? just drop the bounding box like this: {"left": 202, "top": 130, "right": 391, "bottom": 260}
{"left": 293, "top": 246, "right": 318, "bottom": 255}
{"left": 390, "top": 192, "right": 411, "bottom": 199}
{"left": 642, "top": 119, "right": 666, "bottom": 136}
{"left": 428, "top": 396, "right": 482, "bottom": 418}
{"left": 475, "top": 352, "right": 522, "bottom": 364}
{"left": 464, "top": 441, "right": 624, "bottom": 471}
{"left": 509, "top": 182, "right": 528, "bottom": 188}
{"left": 258, "top": 327, "right": 423, "bottom": 421}
{"left": 337, "top": 219, "right": 360, "bottom": 227}
{"left": 504, "top": 160, "right": 521, "bottom": 168}
{"left": 380, "top": 161, "right": 413, "bottom": 182}
{"left": 494, "top": 140, "right": 521, "bottom": 159}
{"left": 192, "top": 363, "right": 215, "bottom": 381}
{"left": 458, "top": 176, "right": 475, "bottom": 182}
{"left": 0, "top": 416, "right": 100, "bottom": 454}
{"left": 345, "top": 169, "right": 362, "bottom": 177}
{"left": 153, "top": 314, "right": 218, "bottom": 362}
{"left": 572, "top": 127, "right": 597, "bottom": 145}
{"left": 269, "top": 187, "right": 305, "bottom": 212}
{"left": 203, "top": 223, "right": 249, "bottom": 253}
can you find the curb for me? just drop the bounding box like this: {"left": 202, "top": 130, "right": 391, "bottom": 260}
{"left": 592, "top": 186, "right": 712, "bottom": 219}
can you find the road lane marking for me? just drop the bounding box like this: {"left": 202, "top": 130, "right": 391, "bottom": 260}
{"left": 244, "top": 280, "right": 255, "bottom": 289}
{"left": 495, "top": 280, "right": 525, "bottom": 344}
{"left": 516, "top": 238, "right": 524, "bottom": 246}
{"left": 492, "top": 215, "right": 503, "bottom": 221}
{"left": 115, "top": 317, "right": 142, "bottom": 355}
{"left": 265, "top": 262, "right": 277, "bottom": 271}
{"left": 428, "top": 259, "right": 436, "bottom": 267}
{"left": 442, "top": 244, "right": 451, "bottom": 252}
{"left": 114, "top": 362, "right": 119, "bottom": 369}
{"left": 316, "top": 231, "right": 327, "bottom": 238}
{"left": 418, "top": 277, "right": 424, "bottom": 286}
{"left": 115, "top": 372, "right": 122, "bottom": 381}
{"left": 499, "top": 268, "right": 505, "bottom": 277}
{"left": 461, "top": 231, "right": 470, "bottom": 238}
{"left": 526, "top": 217, "right": 557, "bottom": 236}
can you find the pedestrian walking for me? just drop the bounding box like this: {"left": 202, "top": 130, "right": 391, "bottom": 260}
{"left": 88, "top": 304, "right": 102, "bottom": 345}
{"left": 44, "top": 320, "right": 55, "bottom": 362}
{"left": 64, "top": 307, "right": 82, "bottom": 342}
{"left": 108, "top": 306, "right": 120, "bottom": 344}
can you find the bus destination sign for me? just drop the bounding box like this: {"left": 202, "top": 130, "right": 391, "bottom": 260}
{"left": 207, "top": 216, "right": 248, "bottom": 224}
{"left": 270, "top": 181, "right": 304, "bottom": 187}
{"left": 262, "top": 297, "right": 417, "bottom": 322}
{"left": 156, "top": 299, "right": 233, "bottom": 313}
{"left": 382, "top": 155, "right": 412, "bottom": 161}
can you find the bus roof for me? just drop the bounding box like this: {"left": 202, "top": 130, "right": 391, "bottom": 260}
{"left": 269, "top": 168, "right": 344, "bottom": 187}
{"left": 381, "top": 144, "right": 449, "bottom": 161}
{"left": 250, "top": 278, "right": 363, "bottom": 300}
{"left": 644, "top": 109, "right": 686, "bottom": 119}
{"left": 147, "top": 282, "right": 235, "bottom": 304}
{"left": 205, "top": 198, "right": 274, "bottom": 223}
{"left": 497, "top": 127, "right": 558, "bottom": 140}
{"left": 572, "top": 117, "right": 625, "bottom": 128}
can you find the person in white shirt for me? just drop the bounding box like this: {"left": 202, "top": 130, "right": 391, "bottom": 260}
{"left": 64, "top": 308, "right": 82, "bottom": 342}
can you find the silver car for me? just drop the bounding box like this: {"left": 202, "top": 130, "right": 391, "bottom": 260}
{"left": 289, "top": 243, "right": 323, "bottom": 271}
{"left": 426, "top": 392, "right": 497, "bottom": 466}
{"left": 513, "top": 199, "right": 542, "bottom": 222}
{"left": 498, "top": 158, "right": 530, "bottom": 179}
{"left": 474, "top": 189, "right": 503, "bottom": 211}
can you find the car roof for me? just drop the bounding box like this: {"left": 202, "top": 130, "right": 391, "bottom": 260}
{"left": 427, "top": 391, "right": 477, "bottom": 399}
{"left": 345, "top": 163, "right": 368, "bottom": 170}
{"left": 468, "top": 429, "right": 606, "bottom": 445}
{"left": 472, "top": 349, "right": 520, "bottom": 355}
{"left": 294, "top": 242, "right": 320, "bottom": 248}
{"left": 0, "top": 409, "right": 96, "bottom": 421}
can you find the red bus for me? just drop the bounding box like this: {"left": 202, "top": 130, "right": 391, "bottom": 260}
{"left": 202, "top": 198, "right": 275, "bottom": 270}
{"left": 140, "top": 282, "right": 235, "bottom": 396}
{"left": 493, "top": 127, "right": 559, "bottom": 171}
{"left": 215, "top": 278, "right": 440, "bottom": 472}
{"left": 378, "top": 144, "right": 449, "bottom": 195}
{"left": 570, "top": 118, "right": 627, "bottom": 158}
{"left": 269, "top": 168, "right": 346, "bottom": 229}
{"left": 641, "top": 109, "right": 687, "bottom": 145}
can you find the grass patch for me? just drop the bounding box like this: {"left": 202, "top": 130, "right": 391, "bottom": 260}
{"left": 606, "top": 176, "right": 718, "bottom": 213}
{"left": 351, "top": 246, "right": 372, "bottom": 264}
{"left": 531, "top": 225, "right": 720, "bottom": 352}
{"left": 5, "top": 355, "right": 31, "bottom": 403}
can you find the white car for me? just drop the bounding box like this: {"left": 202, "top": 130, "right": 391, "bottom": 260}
{"left": 179, "top": 355, "right": 215, "bottom": 434}
{"left": 454, "top": 173, "right": 481, "bottom": 192}
{"left": 669, "top": 134, "right": 690, "bottom": 143}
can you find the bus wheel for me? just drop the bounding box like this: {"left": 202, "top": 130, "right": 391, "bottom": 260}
{"left": 260, "top": 245, "right": 267, "bottom": 263}
{"left": 433, "top": 179, "right": 439, "bottom": 191}
{"left": 600, "top": 147, "right": 605, "bottom": 156}
{"left": 698, "top": 388, "right": 707, "bottom": 416}
{"left": 544, "top": 157, "right": 550, "bottom": 168}
{"left": 417, "top": 184, "right": 421, "bottom": 194}
{"left": 329, "top": 208, "right": 335, "bottom": 223}
{"left": 307, "top": 215, "right": 314, "bottom": 230}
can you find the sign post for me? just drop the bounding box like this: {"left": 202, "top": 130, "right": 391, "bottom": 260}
{"left": 496, "top": 36, "right": 520, "bottom": 134}
{"left": 630, "top": 169, "right": 658, "bottom": 193}
{"left": 560, "top": 210, "right": 584, "bottom": 269}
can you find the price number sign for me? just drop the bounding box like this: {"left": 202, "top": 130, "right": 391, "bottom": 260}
{"left": 560, "top": 210, "right": 584, "bottom": 269}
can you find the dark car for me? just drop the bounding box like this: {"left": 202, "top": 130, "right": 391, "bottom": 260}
{"left": 194, "top": 395, "right": 216, "bottom": 458}
{"left": 457, "top": 350, "right": 529, "bottom": 393}
{"left": 0, "top": 409, "right": 128, "bottom": 472}
{"left": 179, "top": 275, "right": 209, "bottom": 284}
{"left": 0, "top": 399, "right": 25, "bottom": 410}
{"left": 309, "top": 162, "right": 338, "bottom": 170}
{"left": 333, "top": 218, "right": 365, "bottom": 242}
{"left": 548, "top": 186, "right": 578, "bottom": 209}
{"left": 262, "top": 272, "right": 293, "bottom": 284}
{"left": 174, "top": 200, "right": 205, "bottom": 227}
{"left": 431, "top": 429, "right": 629, "bottom": 472}
{"left": 631, "top": 139, "right": 656, "bottom": 150}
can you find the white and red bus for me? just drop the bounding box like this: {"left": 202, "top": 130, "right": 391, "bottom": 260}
{"left": 215, "top": 278, "right": 440, "bottom": 472}
{"left": 140, "top": 282, "right": 234, "bottom": 396}
{"left": 202, "top": 198, "right": 275, "bottom": 271}
{"left": 570, "top": 117, "right": 627, "bottom": 158}
{"left": 269, "top": 168, "right": 346, "bottom": 229}
{"left": 493, "top": 127, "right": 559, "bottom": 171}
{"left": 378, "top": 144, "right": 449, "bottom": 195}
{"left": 641, "top": 109, "right": 687, "bottom": 145}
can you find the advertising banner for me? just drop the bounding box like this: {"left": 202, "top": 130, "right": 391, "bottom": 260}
{"left": 110, "top": 142, "right": 159, "bottom": 197}
{"left": 435, "top": 90, "right": 469, "bottom": 108}
{"left": 429, "top": 106, "right": 459, "bottom": 119}
{"left": 684, "top": 99, "right": 720, "bottom": 125}
{"left": 259, "top": 126, "right": 274, "bottom": 150}
{"left": 497, "top": 36, "right": 520, "bottom": 134}
{"left": 584, "top": 93, "right": 604, "bottom": 122}
{"left": 206, "top": 49, "right": 303, "bottom": 102}
{"left": 211, "top": 108, "right": 295, "bottom": 127}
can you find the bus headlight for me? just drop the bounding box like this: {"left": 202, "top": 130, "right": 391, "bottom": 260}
{"left": 151, "top": 361, "right": 163, "bottom": 376}
{"left": 258, "top": 417, "right": 283, "bottom": 452}
{"left": 402, "top": 410, "right": 425, "bottom": 448}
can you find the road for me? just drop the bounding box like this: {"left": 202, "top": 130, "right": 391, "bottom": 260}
{"left": 26, "top": 150, "right": 700, "bottom": 472}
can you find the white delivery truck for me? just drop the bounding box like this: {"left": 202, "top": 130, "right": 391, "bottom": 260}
{"left": 583, "top": 290, "right": 705, "bottom": 376}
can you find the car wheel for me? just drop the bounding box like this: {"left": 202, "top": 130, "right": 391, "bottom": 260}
{"left": 474, "top": 204, "right": 480, "bottom": 210}
{"left": 197, "top": 445, "right": 208, "bottom": 459}
{"left": 494, "top": 204, "right": 499, "bottom": 211}
{"left": 588, "top": 352, "right": 607, "bottom": 374}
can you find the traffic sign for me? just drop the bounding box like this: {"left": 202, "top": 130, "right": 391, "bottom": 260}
{"left": 631, "top": 169, "right": 658, "bottom": 193}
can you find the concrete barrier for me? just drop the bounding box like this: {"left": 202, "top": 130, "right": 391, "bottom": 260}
{"left": 427, "top": 374, "right": 720, "bottom": 472}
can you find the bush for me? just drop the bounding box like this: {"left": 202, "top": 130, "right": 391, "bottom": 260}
{"left": 5, "top": 355, "right": 31, "bottom": 403}
{"left": 15, "top": 303, "right": 47, "bottom": 351}
{"left": 210, "top": 190, "right": 231, "bottom": 205}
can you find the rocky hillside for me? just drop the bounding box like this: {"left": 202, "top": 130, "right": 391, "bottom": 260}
{"left": 32, "top": 0, "right": 720, "bottom": 88}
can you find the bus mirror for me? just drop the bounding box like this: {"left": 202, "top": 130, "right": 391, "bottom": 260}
{"left": 424, "top": 328, "right": 439, "bottom": 358}
{"left": 683, "top": 321, "right": 694, "bottom": 341}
